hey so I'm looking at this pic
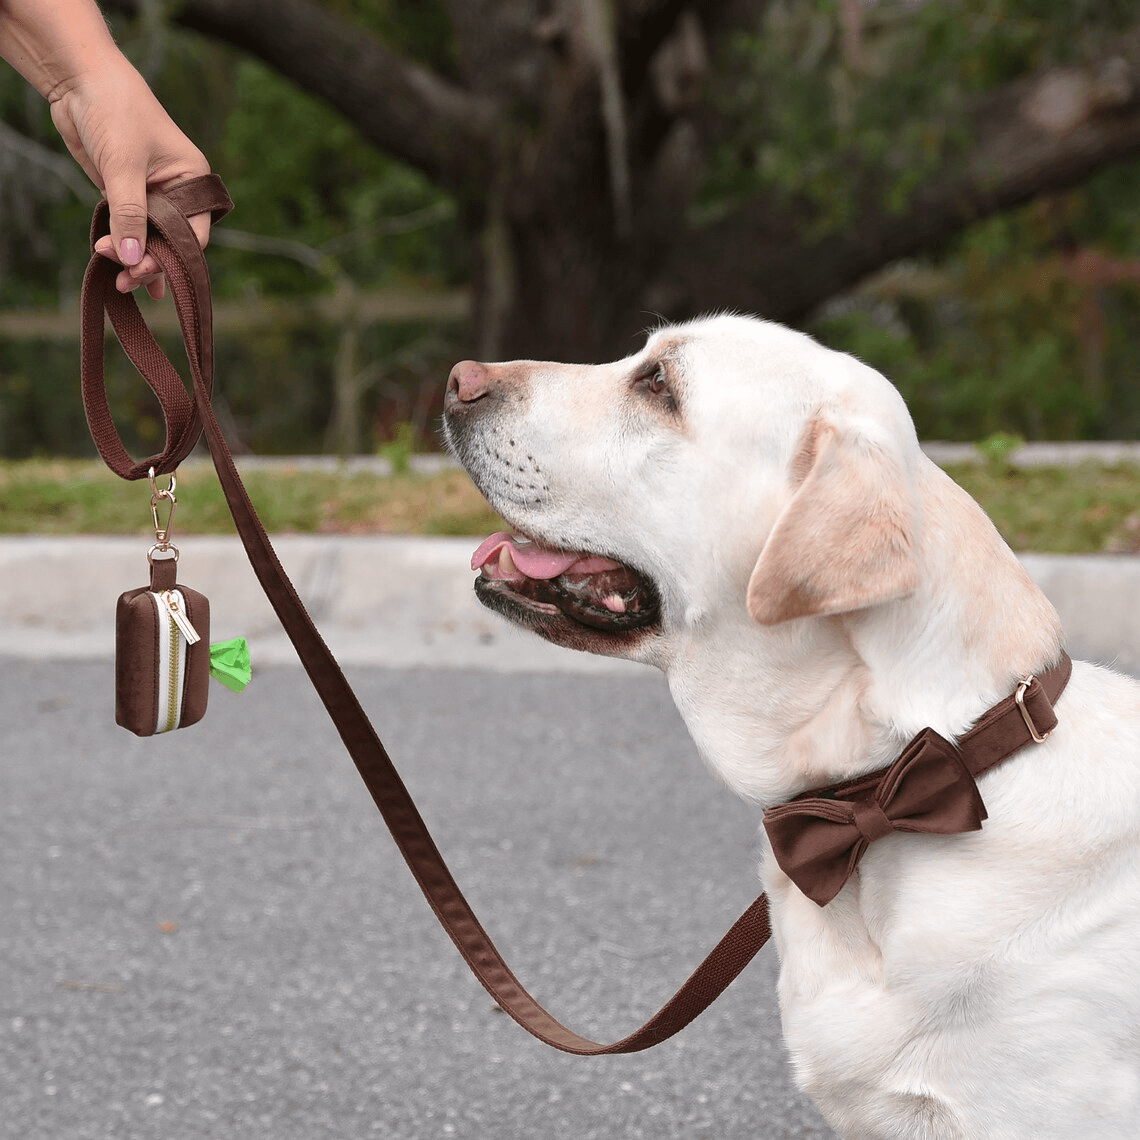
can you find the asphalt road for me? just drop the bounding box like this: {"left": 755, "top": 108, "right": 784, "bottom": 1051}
{"left": 1, "top": 657, "right": 837, "bottom": 1140}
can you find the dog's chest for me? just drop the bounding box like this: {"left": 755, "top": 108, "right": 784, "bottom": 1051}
{"left": 766, "top": 836, "right": 1140, "bottom": 1140}
{"left": 770, "top": 883, "right": 995, "bottom": 1136}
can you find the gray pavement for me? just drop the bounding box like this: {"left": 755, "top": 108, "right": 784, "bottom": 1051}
{"left": 1, "top": 658, "right": 835, "bottom": 1140}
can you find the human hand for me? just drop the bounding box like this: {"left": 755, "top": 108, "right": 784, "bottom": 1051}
{"left": 50, "top": 60, "right": 212, "bottom": 300}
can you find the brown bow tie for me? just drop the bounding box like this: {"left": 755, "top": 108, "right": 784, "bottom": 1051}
{"left": 763, "top": 654, "right": 1073, "bottom": 907}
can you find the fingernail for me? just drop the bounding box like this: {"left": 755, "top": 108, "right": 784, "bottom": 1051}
{"left": 120, "top": 238, "right": 142, "bottom": 266}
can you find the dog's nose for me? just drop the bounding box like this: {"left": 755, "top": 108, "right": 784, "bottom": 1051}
{"left": 447, "top": 360, "right": 490, "bottom": 404}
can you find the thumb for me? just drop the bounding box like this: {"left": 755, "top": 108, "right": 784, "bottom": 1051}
{"left": 102, "top": 172, "right": 150, "bottom": 268}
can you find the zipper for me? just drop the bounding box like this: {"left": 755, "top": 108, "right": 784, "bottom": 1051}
{"left": 152, "top": 590, "right": 198, "bottom": 734}
{"left": 164, "top": 612, "right": 181, "bottom": 734}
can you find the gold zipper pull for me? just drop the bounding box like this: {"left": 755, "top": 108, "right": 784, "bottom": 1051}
{"left": 158, "top": 590, "right": 201, "bottom": 645}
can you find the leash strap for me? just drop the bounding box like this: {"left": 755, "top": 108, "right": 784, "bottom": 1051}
{"left": 80, "top": 176, "right": 772, "bottom": 1055}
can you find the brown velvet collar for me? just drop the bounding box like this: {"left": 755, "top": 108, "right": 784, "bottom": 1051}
{"left": 762, "top": 653, "right": 1073, "bottom": 906}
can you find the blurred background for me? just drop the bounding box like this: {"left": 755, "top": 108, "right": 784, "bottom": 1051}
{"left": 2, "top": 0, "right": 1139, "bottom": 461}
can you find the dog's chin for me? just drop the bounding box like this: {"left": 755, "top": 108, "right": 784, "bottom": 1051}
{"left": 469, "top": 534, "right": 663, "bottom": 657}
{"left": 473, "top": 576, "right": 662, "bottom": 656}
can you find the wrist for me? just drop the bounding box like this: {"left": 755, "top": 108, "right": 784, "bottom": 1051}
{"left": 0, "top": 0, "right": 127, "bottom": 100}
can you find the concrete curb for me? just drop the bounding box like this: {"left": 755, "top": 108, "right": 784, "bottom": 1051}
{"left": 920, "top": 441, "right": 1140, "bottom": 467}
{"left": 1, "top": 536, "right": 1139, "bottom": 675}
{"left": 0, "top": 535, "right": 649, "bottom": 675}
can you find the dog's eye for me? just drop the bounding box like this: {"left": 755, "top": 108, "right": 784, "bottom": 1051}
{"left": 635, "top": 364, "right": 677, "bottom": 413}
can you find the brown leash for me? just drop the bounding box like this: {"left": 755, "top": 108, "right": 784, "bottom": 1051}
{"left": 79, "top": 177, "right": 1070, "bottom": 1053}
{"left": 80, "top": 176, "right": 773, "bottom": 1055}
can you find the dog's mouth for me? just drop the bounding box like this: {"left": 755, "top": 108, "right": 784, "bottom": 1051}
{"left": 470, "top": 532, "right": 661, "bottom": 635}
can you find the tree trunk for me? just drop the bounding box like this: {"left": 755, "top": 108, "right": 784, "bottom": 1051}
{"left": 457, "top": 0, "right": 717, "bottom": 362}
{"left": 481, "top": 102, "right": 649, "bottom": 363}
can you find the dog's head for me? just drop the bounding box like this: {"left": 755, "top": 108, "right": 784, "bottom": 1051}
{"left": 443, "top": 314, "right": 925, "bottom": 666}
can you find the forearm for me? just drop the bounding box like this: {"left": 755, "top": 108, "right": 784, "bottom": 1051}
{"left": 0, "top": 0, "right": 126, "bottom": 100}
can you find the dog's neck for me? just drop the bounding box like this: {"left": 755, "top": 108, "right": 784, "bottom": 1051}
{"left": 665, "top": 462, "right": 1064, "bottom": 807}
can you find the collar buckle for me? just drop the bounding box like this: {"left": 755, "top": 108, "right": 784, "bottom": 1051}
{"left": 1015, "top": 676, "right": 1052, "bottom": 744}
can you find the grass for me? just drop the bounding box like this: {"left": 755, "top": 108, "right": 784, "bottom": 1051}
{"left": 1, "top": 457, "right": 1139, "bottom": 553}
{"left": 0, "top": 459, "right": 508, "bottom": 539}
{"left": 942, "top": 461, "right": 1140, "bottom": 554}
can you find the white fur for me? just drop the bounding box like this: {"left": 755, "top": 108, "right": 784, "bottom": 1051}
{"left": 446, "top": 314, "right": 1140, "bottom": 1138}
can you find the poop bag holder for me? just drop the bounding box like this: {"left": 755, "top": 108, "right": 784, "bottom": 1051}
{"left": 116, "top": 551, "right": 210, "bottom": 736}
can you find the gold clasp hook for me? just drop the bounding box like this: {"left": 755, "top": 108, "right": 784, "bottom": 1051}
{"left": 149, "top": 466, "right": 178, "bottom": 551}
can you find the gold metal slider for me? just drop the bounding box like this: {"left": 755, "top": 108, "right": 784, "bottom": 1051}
{"left": 157, "top": 590, "right": 201, "bottom": 645}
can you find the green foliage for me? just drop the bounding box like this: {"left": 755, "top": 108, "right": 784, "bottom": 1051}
{"left": 320, "top": 0, "right": 458, "bottom": 78}
{"left": 377, "top": 421, "right": 417, "bottom": 474}
{"left": 0, "top": 68, "right": 93, "bottom": 308}
{"left": 0, "top": 341, "right": 94, "bottom": 457}
{"left": 705, "top": 0, "right": 1140, "bottom": 444}
{"left": 975, "top": 431, "right": 1026, "bottom": 469}
{"left": 211, "top": 57, "right": 462, "bottom": 299}
{"left": 809, "top": 175, "right": 1140, "bottom": 441}
{"left": 703, "top": 0, "right": 1138, "bottom": 230}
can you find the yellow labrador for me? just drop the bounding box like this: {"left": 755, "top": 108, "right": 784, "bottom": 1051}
{"left": 443, "top": 314, "right": 1140, "bottom": 1139}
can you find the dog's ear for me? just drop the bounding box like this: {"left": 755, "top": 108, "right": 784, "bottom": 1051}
{"left": 747, "top": 418, "right": 918, "bottom": 625}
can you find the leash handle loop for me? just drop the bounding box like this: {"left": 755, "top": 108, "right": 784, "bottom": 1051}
{"left": 78, "top": 175, "right": 772, "bottom": 1054}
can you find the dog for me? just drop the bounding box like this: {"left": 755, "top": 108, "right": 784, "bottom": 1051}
{"left": 442, "top": 314, "right": 1140, "bottom": 1139}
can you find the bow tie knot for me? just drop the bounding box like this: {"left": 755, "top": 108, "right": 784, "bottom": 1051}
{"left": 763, "top": 728, "right": 988, "bottom": 907}
{"left": 851, "top": 797, "right": 895, "bottom": 844}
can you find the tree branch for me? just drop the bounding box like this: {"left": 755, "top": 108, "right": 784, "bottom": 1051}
{"left": 654, "top": 47, "right": 1140, "bottom": 324}
{"left": 0, "top": 120, "right": 99, "bottom": 204}
{"left": 583, "top": 0, "right": 632, "bottom": 237}
{"left": 103, "top": 0, "right": 497, "bottom": 193}
{"left": 615, "top": 0, "right": 736, "bottom": 96}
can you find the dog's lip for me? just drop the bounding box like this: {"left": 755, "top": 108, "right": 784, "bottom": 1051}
{"left": 471, "top": 532, "right": 625, "bottom": 581}
{"left": 470, "top": 531, "right": 661, "bottom": 629}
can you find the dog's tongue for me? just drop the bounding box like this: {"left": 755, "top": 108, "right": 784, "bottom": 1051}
{"left": 471, "top": 531, "right": 622, "bottom": 580}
